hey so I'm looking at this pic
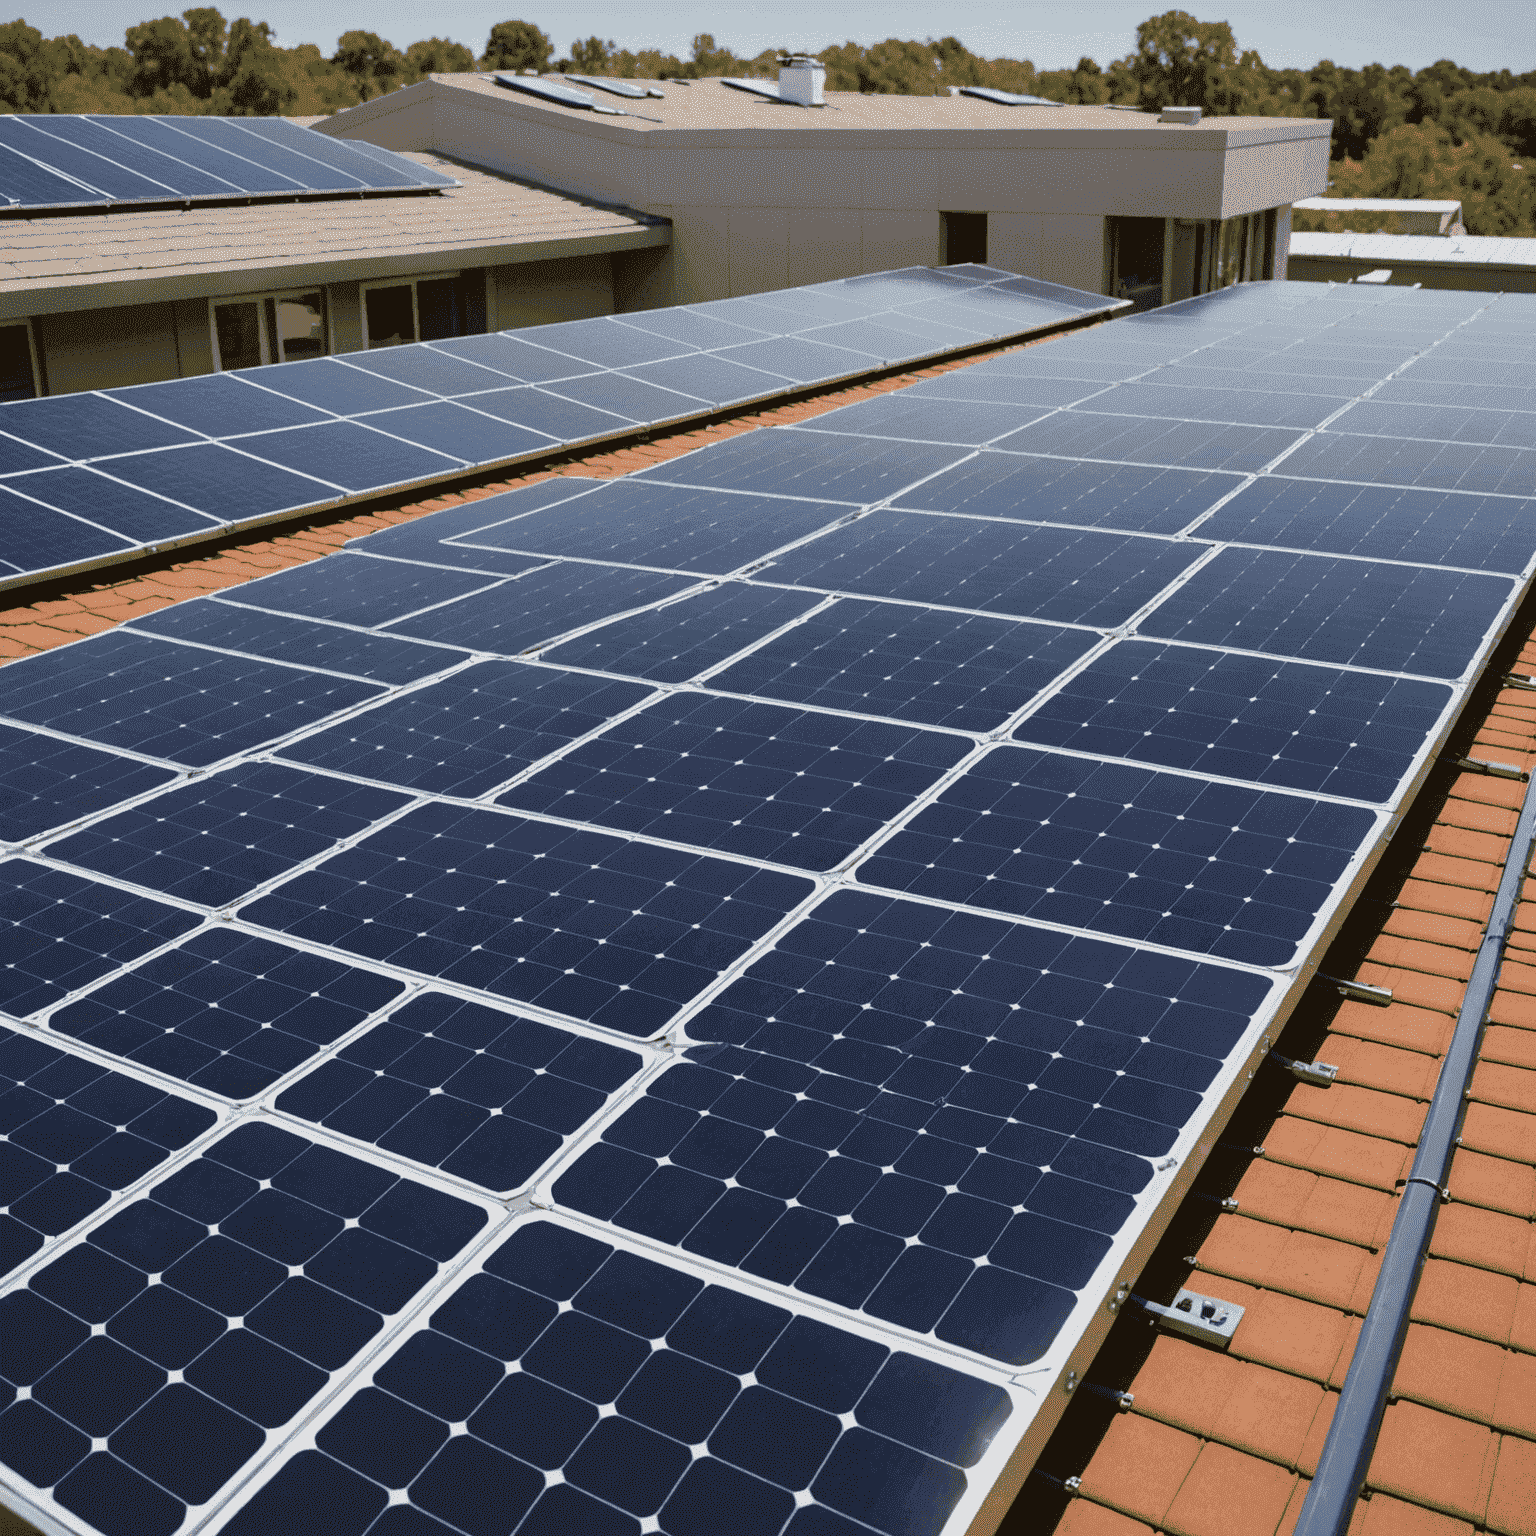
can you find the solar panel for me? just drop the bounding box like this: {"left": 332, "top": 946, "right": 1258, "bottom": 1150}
{"left": 0, "top": 114, "right": 455, "bottom": 213}
{"left": 0, "top": 266, "right": 1124, "bottom": 593}
{"left": 9, "top": 281, "right": 1536, "bottom": 1536}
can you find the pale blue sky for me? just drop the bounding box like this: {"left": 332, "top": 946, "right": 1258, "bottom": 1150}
{"left": 34, "top": 0, "right": 1534, "bottom": 76}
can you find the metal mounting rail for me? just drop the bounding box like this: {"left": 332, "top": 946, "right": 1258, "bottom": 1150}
{"left": 1293, "top": 763, "right": 1536, "bottom": 1535}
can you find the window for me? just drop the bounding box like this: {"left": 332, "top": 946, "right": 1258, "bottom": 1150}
{"left": 941, "top": 213, "right": 988, "bottom": 266}
{"left": 212, "top": 290, "right": 328, "bottom": 370}
{"left": 362, "top": 271, "right": 487, "bottom": 349}
{"left": 1109, "top": 217, "right": 1166, "bottom": 312}
{"left": 0, "top": 321, "right": 42, "bottom": 402}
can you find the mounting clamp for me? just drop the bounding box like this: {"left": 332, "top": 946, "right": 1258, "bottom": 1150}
{"left": 1455, "top": 756, "right": 1529, "bottom": 782}
{"left": 1317, "top": 973, "right": 1393, "bottom": 1006}
{"left": 1134, "top": 1288, "right": 1245, "bottom": 1347}
{"left": 1271, "top": 1052, "right": 1339, "bottom": 1088}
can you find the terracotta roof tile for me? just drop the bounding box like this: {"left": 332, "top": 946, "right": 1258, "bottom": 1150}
{"left": 1349, "top": 1492, "right": 1474, "bottom": 1535}
{"left": 1076, "top": 1414, "right": 1202, "bottom": 1526}
{"left": 1479, "top": 1027, "right": 1536, "bottom": 1073}
{"left": 1461, "top": 1101, "right": 1536, "bottom": 1163}
{"left": 1397, "top": 879, "right": 1494, "bottom": 924}
{"left": 1162, "top": 1441, "right": 1298, "bottom": 1536}
{"left": 1218, "top": 1363, "right": 1326, "bottom": 1469}
{"left": 1262, "top": 1118, "right": 1411, "bottom": 1191}
{"left": 1232, "top": 1161, "right": 1393, "bottom": 1248}
{"left": 1428, "top": 1202, "right": 1534, "bottom": 1279}
{"left": 1412, "top": 1259, "right": 1520, "bottom": 1346}
{"left": 1365, "top": 1400, "right": 1497, "bottom": 1522}
{"left": 1055, "top": 1502, "right": 1155, "bottom": 1536}
{"left": 1365, "top": 935, "right": 1475, "bottom": 983}
{"left": 1192, "top": 1214, "right": 1290, "bottom": 1289}
{"left": 1437, "top": 798, "right": 1519, "bottom": 838}
{"left": 1297, "top": 1392, "right": 1337, "bottom": 1478}
{"left": 1324, "top": 1038, "right": 1439, "bottom": 1101}
{"left": 1492, "top": 1348, "right": 1536, "bottom": 1439}
{"left": 1486, "top": 1431, "right": 1536, "bottom": 1536}
{"left": 1330, "top": 1000, "right": 1455, "bottom": 1057}
{"left": 1471, "top": 1060, "right": 1536, "bottom": 1116}
{"left": 1129, "top": 1337, "right": 1243, "bottom": 1436}
{"left": 1383, "top": 907, "right": 1483, "bottom": 950}
{"left": 1508, "top": 1282, "right": 1536, "bottom": 1355}
{"left": 1448, "top": 1147, "right": 1536, "bottom": 1220}
{"left": 1490, "top": 989, "right": 1536, "bottom": 1030}
{"left": 1393, "top": 1324, "right": 1505, "bottom": 1421}
{"left": 1280, "top": 1082, "right": 1427, "bottom": 1145}
{"left": 1352, "top": 964, "right": 1466, "bottom": 1016}
{"left": 1425, "top": 824, "right": 1510, "bottom": 864}
{"left": 1410, "top": 850, "right": 1503, "bottom": 893}
{"left": 1227, "top": 1288, "right": 1354, "bottom": 1384}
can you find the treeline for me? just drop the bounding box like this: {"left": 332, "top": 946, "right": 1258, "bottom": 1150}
{"left": 2, "top": 10, "right": 1532, "bottom": 234}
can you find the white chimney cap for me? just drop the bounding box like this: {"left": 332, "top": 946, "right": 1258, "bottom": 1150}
{"left": 779, "top": 55, "right": 826, "bottom": 107}
{"left": 1159, "top": 105, "right": 1202, "bottom": 125}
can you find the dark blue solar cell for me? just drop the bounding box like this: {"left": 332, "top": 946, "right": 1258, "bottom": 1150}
{"left": 1197, "top": 476, "right": 1536, "bottom": 574}
{"left": 103, "top": 372, "right": 333, "bottom": 437}
{"left": 709, "top": 595, "right": 1098, "bottom": 731}
{"left": 17, "top": 114, "right": 235, "bottom": 198}
{"left": 274, "top": 989, "right": 640, "bottom": 1193}
{"left": 555, "top": 887, "right": 1272, "bottom": 1363}
{"left": 859, "top": 745, "right": 1374, "bottom": 966}
{"left": 234, "top": 420, "right": 463, "bottom": 492}
{"left": 539, "top": 370, "right": 707, "bottom": 424}
{"left": 1075, "top": 381, "right": 1342, "bottom": 429}
{"left": 446, "top": 479, "right": 848, "bottom": 575}
{"left": 887, "top": 450, "right": 1240, "bottom": 535}
{"left": 54, "top": 1450, "right": 185, "bottom": 1536}
{"left": 542, "top": 581, "right": 824, "bottom": 684}
{"left": 0, "top": 1400, "right": 89, "bottom": 1491}
{"left": 0, "top": 392, "right": 202, "bottom": 460}
{"left": 618, "top": 353, "right": 793, "bottom": 408}
{"left": 430, "top": 332, "right": 599, "bottom": 384}
{"left": 800, "top": 395, "right": 1050, "bottom": 447}
{"left": 1137, "top": 546, "right": 1515, "bottom": 679}
{"left": 635, "top": 427, "right": 968, "bottom": 504}
{"left": 762, "top": 510, "right": 1201, "bottom": 626}
{"left": 46, "top": 760, "right": 407, "bottom": 907}
{"left": 0, "top": 138, "right": 111, "bottom": 206}
{"left": 383, "top": 561, "right": 699, "bottom": 655}
{"left": 351, "top": 400, "right": 557, "bottom": 464}
{"left": 0, "top": 433, "right": 69, "bottom": 477}
{"left": 0, "top": 630, "right": 383, "bottom": 767}
{"left": 50, "top": 926, "right": 403, "bottom": 1099}
{"left": 0, "top": 721, "right": 176, "bottom": 842}
{"left": 994, "top": 411, "right": 1302, "bottom": 472}
{"left": 279, "top": 659, "right": 651, "bottom": 795}
{"left": 1279, "top": 431, "right": 1536, "bottom": 499}
{"left": 0, "top": 859, "right": 200, "bottom": 1018}
{"left": 812, "top": 1426, "right": 966, "bottom": 1536}
{"left": 241, "top": 803, "right": 813, "bottom": 1036}
{"left": 714, "top": 336, "right": 882, "bottom": 384}
{"left": 903, "top": 371, "right": 1110, "bottom": 409}
{"left": 240, "top": 357, "right": 433, "bottom": 415}
{"left": 127, "top": 597, "right": 468, "bottom": 685}
{"left": 450, "top": 386, "right": 632, "bottom": 444}
{"left": 103, "top": 114, "right": 309, "bottom": 192}
{"left": 618, "top": 306, "right": 770, "bottom": 351}
{"left": 500, "top": 692, "right": 969, "bottom": 870}
{"left": 1015, "top": 639, "right": 1451, "bottom": 802}
{"left": 93, "top": 442, "right": 340, "bottom": 523}
{"left": 110, "top": 1383, "right": 266, "bottom": 1505}
{"left": 523, "top": 315, "right": 698, "bottom": 369}
{"left": 342, "top": 346, "right": 524, "bottom": 396}
{"left": 233, "top": 550, "right": 512, "bottom": 627}
{"left": 235, "top": 1216, "right": 1011, "bottom": 1536}
{"left": 185, "top": 1328, "right": 326, "bottom": 1427}
{"left": 1332, "top": 399, "right": 1536, "bottom": 451}
{"left": 0, "top": 485, "right": 134, "bottom": 578}
{"left": 219, "top": 1450, "right": 387, "bottom": 1536}
{"left": 5, "top": 464, "right": 221, "bottom": 543}
{"left": 0, "top": 1025, "right": 214, "bottom": 1269}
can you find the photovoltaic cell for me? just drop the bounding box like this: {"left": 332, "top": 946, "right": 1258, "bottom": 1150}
{"left": 902, "top": 372, "right": 1112, "bottom": 408}
{"left": 0, "top": 394, "right": 201, "bottom": 460}
{"left": 92, "top": 443, "right": 340, "bottom": 524}
{"left": 224, "top": 1217, "right": 1013, "bottom": 1536}
{"left": 349, "top": 401, "right": 558, "bottom": 464}
{"left": 708, "top": 598, "right": 1100, "bottom": 732}
{"left": 452, "top": 386, "right": 633, "bottom": 444}
{"left": 1137, "top": 547, "right": 1514, "bottom": 679}
{"left": 46, "top": 928, "right": 405, "bottom": 1100}
{"left": 888, "top": 451, "right": 1241, "bottom": 535}
{"left": 796, "top": 395, "right": 1053, "bottom": 447}
{"left": 382, "top": 562, "right": 700, "bottom": 655}
{"left": 636, "top": 428, "right": 971, "bottom": 505}
{"left": 274, "top": 991, "right": 642, "bottom": 1194}
{"left": 618, "top": 353, "right": 794, "bottom": 407}
{"left": 761, "top": 511, "right": 1203, "bottom": 627}
{"left": 1329, "top": 400, "right": 1536, "bottom": 451}
{"left": 994, "top": 412, "right": 1303, "bottom": 473}
{"left": 44, "top": 762, "right": 409, "bottom": 909}
{"left": 1195, "top": 477, "right": 1536, "bottom": 575}
{"left": 103, "top": 374, "right": 332, "bottom": 438}
{"left": 6, "top": 466, "right": 221, "bottom": 544}
{"left": 1015, "top": 640, "right": 1452, "bottom": 803}
{"left": 539, "top": 582, "right": 825, "bottom": 682}
{"left": 125, "top": 598, "right": 470, "bottom": 686}
{"left": 0, "top": 859, "right": 201, "bottom": 1018}
{"left": 498, "top": 692, "right": 971, "bottom": 870}
{"left": 445, "top": 479, "right": 849, "bottom": 574}
{"left": 234, "top": 421, "right": 464, "bottom": 493}
{"left": 552, "top": 888, "right": 1273, "bottom": 1364}
{"left": 1279, "top": 431, "right": 1536, "bottom": 499}
{"left": 241, "top": 803, "right": 814, "bottom": 1036}
{"left": 0, "top": 630, "right": 383, "bottom": 766}
{"left": 278, "top": 661, "right": 653, "bottom": 797}
{"left": 857, "top": 746, "right": 1374, "bottom": 966}
{"left": 1078, "top": 381, "right": 1342, "bottom": 430}
{"left": 0, "top": 1122, "right": 486, "bottom": 1536}
{"left": 0, "top": 491, "right": 131, "bottom": 580}
{"left": 0, "top": 724, "right": 176, "bottom": 845}
{"left": 230, "top": 552, "right": 511, "bottom": 628}
{"left": 0, "top": 1025, "right": 217, "bottom": 1277}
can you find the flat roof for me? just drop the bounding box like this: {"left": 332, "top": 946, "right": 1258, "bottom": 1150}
{"left": 0, "top": 149, "right": 668, "bottom": 318}
{"left": 1291, "top": 230, "right": 1536, "bottom": 269}
{"left": 338, "top": 73, "right": 1331, "bottom": 149}
{"left": 1294, "top": 197, "right": 1463, "bottom": 214}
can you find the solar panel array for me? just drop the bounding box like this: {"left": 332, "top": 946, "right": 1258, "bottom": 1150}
{"left": 3, "top": 276, "right": 1533, "bottom": 1536}
{"left": 0, "top": 115, "right": 457, "bottom": 213}
{"left": 0, "top": 265, "right": 1119, "bottom": 595}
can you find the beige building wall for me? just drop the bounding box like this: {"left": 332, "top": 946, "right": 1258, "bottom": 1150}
{"left": 493, "top": 254, "right": 616, "bottom": 326}
{"left": 37, "top": 302, "right": 182, "bottom": 394}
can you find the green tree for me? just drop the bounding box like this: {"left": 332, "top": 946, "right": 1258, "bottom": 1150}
{"left": 560, "top": 36, "right": 615, "bottom": 75}
{"left": 404, "top": 37, "right": 475, "bottom": 81}
{"left": 333, "top": 29, "right": 403, "bottom": 100}
{"left": 218, "top": 17, "right": 295, "bottom": 113}
{"left": 481, "top": 20, "right": 552, "bottom": 73}
{"left": 0, "top": 19, "right": 60, "bottom": 110}
{"left": 1128, "top": 10, "right": 1238, "bottom": 111}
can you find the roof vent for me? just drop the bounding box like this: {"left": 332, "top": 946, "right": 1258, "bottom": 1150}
{"left": 1159, "top": 105, "right": 1202, "bottom": 125}
{"left": 778, "top": 55, "right": 825, "bottom": 107}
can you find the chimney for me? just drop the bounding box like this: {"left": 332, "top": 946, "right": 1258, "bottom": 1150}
{"left": 1159, "top": 105, "right": 1202, "bottom": 124}
{"left": 779, "top": 55, "right": 825, "bottom": 107}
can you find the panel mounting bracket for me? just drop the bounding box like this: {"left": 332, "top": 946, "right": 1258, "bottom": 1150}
{"left": 1135, "top": 1288, "right": 1244, "bottom": 1346}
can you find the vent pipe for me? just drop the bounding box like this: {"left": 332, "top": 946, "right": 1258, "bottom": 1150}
{"left": 778, "top": 55, "right": 825, "bottom": 107}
